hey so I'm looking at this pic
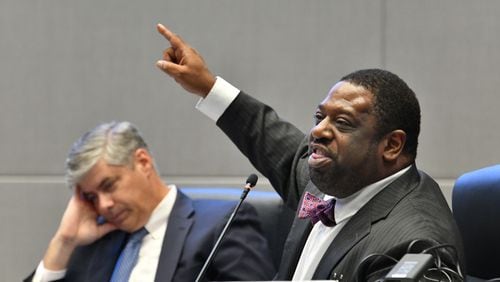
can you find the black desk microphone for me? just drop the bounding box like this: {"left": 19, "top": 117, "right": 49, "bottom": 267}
{"left": 194, "top": 174, "right": 258, "bottom": 282}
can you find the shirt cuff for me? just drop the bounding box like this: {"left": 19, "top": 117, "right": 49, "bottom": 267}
{"left": 195, "top": 76, "right": 240, "bottom": 122}
{"left": 32, "top": 261, "right": 66, "bottom": 282}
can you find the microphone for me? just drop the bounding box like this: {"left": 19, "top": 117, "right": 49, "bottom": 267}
{"left": 195, "top": 174, "right": 258, "bottom": 282}
{"left": 246, "top": 173, "right": 258, "bottom": 187}
{"left": 241, "top": 173, "right": 258, "bottom": 199}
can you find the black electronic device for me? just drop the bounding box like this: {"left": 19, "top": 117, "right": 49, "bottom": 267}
{"left": 384, "top": 253, "right": 433, "bottom": 281}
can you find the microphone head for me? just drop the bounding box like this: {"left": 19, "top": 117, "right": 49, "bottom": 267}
{"left": 246, "top": 174, "right": 258, "bottom": 188}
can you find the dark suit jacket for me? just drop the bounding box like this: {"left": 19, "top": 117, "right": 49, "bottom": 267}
{"left": 217, "top": 92, "right": 464, "bottom": 280}
{"left": 26, "top": 190, "right": 275, "bottom": 282}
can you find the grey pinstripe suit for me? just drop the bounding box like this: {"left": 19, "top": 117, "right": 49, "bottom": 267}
{"left": 217, "top": 92, "right": 464, "bottom": 280}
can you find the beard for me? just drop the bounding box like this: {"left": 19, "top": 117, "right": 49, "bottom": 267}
{"left": 309, "top": 164, "right": 364, "bottom": 198}
{"left": 308, "top": 142, "right": 379, "bottom": 198}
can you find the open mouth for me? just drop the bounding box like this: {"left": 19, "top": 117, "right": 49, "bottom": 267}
{"left": 308, "top": 145, "right": 332, "bottom": 168}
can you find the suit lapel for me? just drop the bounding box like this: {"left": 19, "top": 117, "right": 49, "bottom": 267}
{"left": 277, "top": 182, "right": 323, "bottom": 279}
{"left": 312, "top": 204, "right": 372, "bottom": 279}
{"left": 154, "top": 191, "right": 194, "bottom": 282}
{"left": 313, "top": 165, "right": 421, "bottom": 279}
{"left": 278, "top": 215, "right": 313, "bottom": 279}
{"left": 86, "top": 231, "right": 127, "bottom": 282}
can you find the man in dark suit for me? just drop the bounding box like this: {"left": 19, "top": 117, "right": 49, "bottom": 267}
{"left": 26, "top": 121, "right": 274, "bottom": 282}
{"left": 155, "top": 24, "right": 465, "bottom": 280}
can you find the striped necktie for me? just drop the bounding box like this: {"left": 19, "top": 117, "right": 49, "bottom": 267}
{"left": 110, "top": 227, "right": 148, "bottom": 282}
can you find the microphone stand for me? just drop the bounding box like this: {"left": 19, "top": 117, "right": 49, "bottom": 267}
{"left": 194, "top": 180, "right": 255, "bottom": 282}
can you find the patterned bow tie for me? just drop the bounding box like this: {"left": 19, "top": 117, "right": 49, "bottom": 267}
{"left": 298, "top": 191, "right": 336, "bottom": 227}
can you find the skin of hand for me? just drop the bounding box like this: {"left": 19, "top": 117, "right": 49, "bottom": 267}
{"left": 42, "top": 189, "right": 117, "bottom": 271}
{"left": 155, "top": 23, "right": 216, "bottom": 98}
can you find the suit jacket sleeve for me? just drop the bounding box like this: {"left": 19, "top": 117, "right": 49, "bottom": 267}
{"left": 217, "top": 92, "right": 310, "bottom": 209}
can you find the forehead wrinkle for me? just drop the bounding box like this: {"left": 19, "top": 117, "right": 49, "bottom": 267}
{"left": 323, "top": 82, "right": 373, "bottom": 116}
{"left": 320, "top": 94, "right": 372, "bottom": 117}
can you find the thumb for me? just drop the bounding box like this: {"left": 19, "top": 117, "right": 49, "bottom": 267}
{"left": 155, "top": 60, "right": 169, "bottom": 70}
{"left": 156, "top": 60, "right": 183, "bottom": 76}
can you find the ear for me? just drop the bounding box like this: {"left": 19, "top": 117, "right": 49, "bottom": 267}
{"left": 381, "top": 130, "right": 406, "bottom": 162}
{"left": 134, "top": 148, "right": 154, "bottom": 176}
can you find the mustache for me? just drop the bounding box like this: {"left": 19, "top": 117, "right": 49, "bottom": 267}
{"left": 308, "top": 142, "right": 334, "bottom": 158}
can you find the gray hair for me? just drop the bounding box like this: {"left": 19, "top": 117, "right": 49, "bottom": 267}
{"left": 65, "top": 121, "right": 151, "bottom": 188}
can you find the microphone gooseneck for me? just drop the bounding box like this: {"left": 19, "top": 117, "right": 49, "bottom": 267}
{"left": 194, "top": 174, "right": 258, "bottom": 282}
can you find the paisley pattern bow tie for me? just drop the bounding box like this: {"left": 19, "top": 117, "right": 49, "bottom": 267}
{"left": 298, "top": 191, "right": 336, "bottom": 227}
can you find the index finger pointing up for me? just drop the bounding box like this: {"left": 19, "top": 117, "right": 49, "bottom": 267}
{"left": 157, "top": 23, "right": 184, "bottom": 48}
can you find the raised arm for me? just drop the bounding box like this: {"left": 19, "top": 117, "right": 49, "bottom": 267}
{"left": 155, "top": 23, "right": 309, "bottom": 208}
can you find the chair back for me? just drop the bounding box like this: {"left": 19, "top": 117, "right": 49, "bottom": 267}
{"left": 452, "top": 165, "right": 500, "bottom": 280}
{"left": 181, "top": 187, "right": 295, "bottom": 269}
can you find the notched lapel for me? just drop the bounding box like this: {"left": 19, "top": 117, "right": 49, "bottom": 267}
{"left": 279, "top": 214, "right": 313, "bottom": 279}
{"left": 368, "top": 165, "right": 420, "bottom": 223}
{"left": 312, "top": 209, "right": 371, "bottom": 279}
{"left": 154, "top": 191, "right": 194, "bottom": 282}
{"left": 278, "top": 182, "right": 322, "bottom": 279}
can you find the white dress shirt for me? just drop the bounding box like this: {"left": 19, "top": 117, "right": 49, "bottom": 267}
{"left": 33, "top": 185, "right": 177, "bottom": 282}
{"left": 291, "top": 169, "right": 409, "bottom": 280}
{"left": 196, "top": 76, "right": 411, "bottom": 280}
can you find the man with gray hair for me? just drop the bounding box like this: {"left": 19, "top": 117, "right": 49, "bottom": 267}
{"left": 26, "top": 121, "right": 275, "bottom": 282}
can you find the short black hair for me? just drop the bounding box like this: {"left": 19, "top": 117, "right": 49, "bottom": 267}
{"left": 341, "top": 69, "right": 421, "bottom": 159}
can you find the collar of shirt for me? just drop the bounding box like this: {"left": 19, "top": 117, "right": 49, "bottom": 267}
{"left": 291, "top": 166, "right": 413, "bottom": 280}
{"left": 325, "top": 165, "right": 411, "bottom": 225}
{"left": 144, "top": 184, "right": 177, "bottom": 239}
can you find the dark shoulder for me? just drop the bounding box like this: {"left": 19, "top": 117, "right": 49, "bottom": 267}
{"left": 191, "top": 198, "right": 236, "bottom": 215}
{"left": 191, "top": 198, "right": 258, "bottom": 220}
